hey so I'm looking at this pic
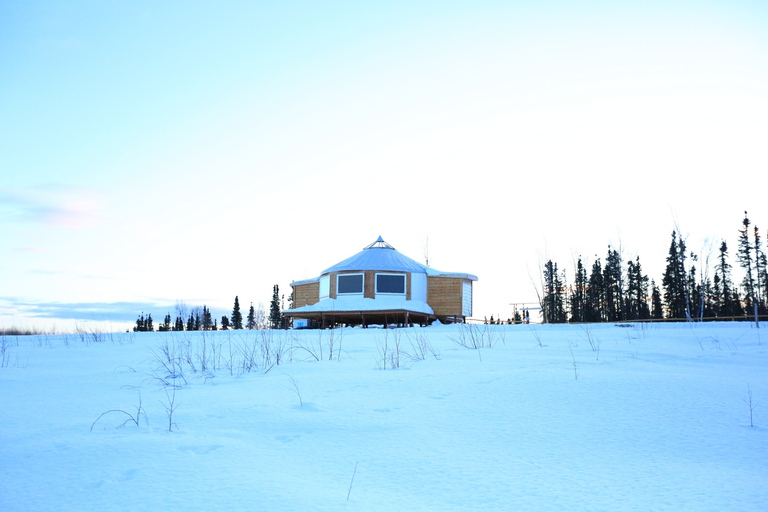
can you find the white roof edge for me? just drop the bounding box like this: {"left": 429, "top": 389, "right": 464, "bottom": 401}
{"left": 433, "top": 272, "right": 478, "bottom": 281}
{"left": 290, "top": 277, "right": 319, "bottom": 286}
{"left": 423, "top": 266, "right": 477, "bottom": 281}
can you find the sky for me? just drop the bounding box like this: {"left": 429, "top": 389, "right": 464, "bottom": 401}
{"left": 1, "top": 0, "right": 767, "bottom": 331}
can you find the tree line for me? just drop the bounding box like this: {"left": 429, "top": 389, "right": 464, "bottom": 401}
{"left": 538, "top": 212, "right": 768, "bottom": 324}
{"left": 134, "top": 285, "right": 290, "bottom": 332}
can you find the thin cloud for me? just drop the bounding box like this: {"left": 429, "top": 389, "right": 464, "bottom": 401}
{"left": 0, "top": 298, "right": 229, "bottom": 323}
{"left": 27, "top": 269, "right": 62, "bottom": 275}
{"left": 14, "top": 247, "right": 50, "bottom": 253}
{"left": 2, "top": 300, "right": 166, "bottom": 322}
{"left": 0, "top": 184, "right": 105, "bottom": 229}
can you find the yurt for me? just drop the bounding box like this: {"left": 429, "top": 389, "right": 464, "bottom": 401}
{"left": 283, "top": 236, "right": 477, "bottom": 328}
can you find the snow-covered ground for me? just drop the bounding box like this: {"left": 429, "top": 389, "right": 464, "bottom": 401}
{"left": 1, "top": 322, "right": 766, "bottom": 511}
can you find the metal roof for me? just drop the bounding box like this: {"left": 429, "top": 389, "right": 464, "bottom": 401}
{"left": 321, "top": 236, "right": 427, "bottom": 274}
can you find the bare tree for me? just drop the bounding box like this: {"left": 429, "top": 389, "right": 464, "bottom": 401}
{"left": 175, "top": 300, "right": 188, "bottom": 324}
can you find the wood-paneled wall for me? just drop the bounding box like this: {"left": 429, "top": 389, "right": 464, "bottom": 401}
{"left": 427, "top": 276, "right": 464, "bottom": 317}
{"left": 293, "top": 282, "right": 319, "bottom": 308}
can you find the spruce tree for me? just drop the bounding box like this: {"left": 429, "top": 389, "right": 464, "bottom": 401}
{"left": 231, "top": 296, "right": 243, "bottom": 329}
{"left": 542, "top": 260, "right": 566, "bottom": 323}
{"left": 650, "top": 279, "right": 664, "bottom": 320}
{"left": 626, "top": 257, "right": 649, "bottom": 320}
{"left": 269, "top": 285, "right": 283, "bottom": 329}
{"left": 625, "top": 259, "right": 637, "bottom": 320}
{"left": 715, "top": 240, "right": 740, "bottom": 318}
{"left": 713, "top": 273, "right": 723, "bottom": 317}
{"left": 650, "top": 280, "right": 663, "bottom": 320}
{"left": 701, "top": 277, "right": 716, "bottom": 319}
{"left": 662, "top": 231, "right": 689, "bottom": 319}
{"left": 134, "top": 312, "right": 146, "bottom": 332}
{"left": 133, "top": 312, "right": 155, "bottom": 332}
{"left": 731, "top": 288, "right": 745, "bottom": 317}
{"left": 586, "top": 259, "right": 604, "bottom": 322}
{"left": 542, "top": 260, "right": 554, "bottom": 323}
{"left": 688, "top": 257, "right": 701, "bottom": 320}
{"left": 159, "top": 313, "right": 172, "bottom": 332}
{"left": 763, "top": 228, "right": 768, "bottom": 312}
{"left": 202, "top": 306, "right": 212, "bottom": 331}
{"left": 638, "top": 264, "right": 651, "bottom": 320}
{"left": 555, "top": 265, "right": 566, "bottom": 323}
{"left": 753, "top": 225, "right": 767, "bottom": 314}
{"left": 570, "top": 257, "right": 587, "bottom": 323}
{"left": 247, "top": 303, "right": 256, "bottom": 330}
{"left": 737, "top": 212, "right": 758, "bottom": 323}
{"left": 639, "top": 264, "right": 651, "bottom": 320}
{"left": 604, "top": 247, "right": 624, "bottom": 321}
{"left": 220, "top": 315, "right": 230, "bottom": 330}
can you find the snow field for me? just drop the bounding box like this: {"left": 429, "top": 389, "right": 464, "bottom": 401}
{"left": 0, "top": 322, "right": 766, "bottom": 511}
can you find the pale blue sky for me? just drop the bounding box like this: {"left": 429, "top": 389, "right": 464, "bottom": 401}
{"left": 2, "top": 1, "right": 767, "bottom": 329}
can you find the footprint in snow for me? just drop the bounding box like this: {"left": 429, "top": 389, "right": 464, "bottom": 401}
{"left": 177, "top": 445, "right": 223, "bottom": 455}
{"left": 116, "top": 469, "right": 137, "bottom": 482}
{"left": 83, "top": 479, "right": 104, "bottom": 490}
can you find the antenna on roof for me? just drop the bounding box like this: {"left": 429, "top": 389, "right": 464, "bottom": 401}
{"left": 364, "top": 236, "right": 395, "bottom": 250}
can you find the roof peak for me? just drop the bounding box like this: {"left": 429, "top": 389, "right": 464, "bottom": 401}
{"left": 363, "top": 236, "right": 395, "bottom": 250}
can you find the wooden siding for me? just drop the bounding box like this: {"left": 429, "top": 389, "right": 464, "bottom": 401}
{"left": 329, "top": 272, "right": 337, "bottom": 299}
{"left": 406, "top": 273, "right": 411, "bottom": 301}
{"left": 364, "top": 270, "right": 375, "bottom": 299}
{"left": 293, "top": 282, "right": 319, "bottom": 308}
{"left": 427, "top": 276, "right": 465, "bottom": 317}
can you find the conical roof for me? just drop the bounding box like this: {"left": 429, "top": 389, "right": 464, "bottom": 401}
{"left": 321, "top": 236, "right": 427, "bottom": 274}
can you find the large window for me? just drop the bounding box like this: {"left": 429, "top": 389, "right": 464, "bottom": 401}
{"left": 337, "top": 273, "right": 364, "bottom": 295}
{"left": 376, "top": 273, "right": 405, "bottom": 295}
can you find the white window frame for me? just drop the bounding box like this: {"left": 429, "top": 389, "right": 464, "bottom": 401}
{"left": 337, "top": 273, "right": 364, "bottom": 295}
{"left": 375, "top": 273, "right": 406, "bottom": 296}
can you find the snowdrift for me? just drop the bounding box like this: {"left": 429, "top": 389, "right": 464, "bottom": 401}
{"left": 1, "top": 322, "right": 766, "bottom": 511}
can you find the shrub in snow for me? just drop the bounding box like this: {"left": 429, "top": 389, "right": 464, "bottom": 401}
{"left": 405, "top": 328, "right": 440, "bottom": 361}
{"left": 376, "top": 329, "right": 404, "bottom": 369}
{"left": 90, "top": 392, "right": 147, "bottom": 431}
{"left": 745, "top": 384, "right": 756, "bottom": 427}
{"left": 449, "top": 323, "right": 501, "bottom": 349}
